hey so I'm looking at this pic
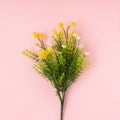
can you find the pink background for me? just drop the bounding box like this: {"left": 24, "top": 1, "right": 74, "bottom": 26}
{"left": 0, "top": 0, "right": 120, "bottom": 120}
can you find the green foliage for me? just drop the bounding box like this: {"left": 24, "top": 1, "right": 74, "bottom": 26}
{"left": 22, "top": 49, "right": 38, "bottom": 61}
{"left": 22, "top": 22, "right": 90, "bottom": 97}
{"left": 23, "top": 22, "right": 90, "bottom": 120}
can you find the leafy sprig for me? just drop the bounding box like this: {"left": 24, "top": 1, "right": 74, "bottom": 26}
{"left": 22, "top": 21, "right": 90, "bottom": 120}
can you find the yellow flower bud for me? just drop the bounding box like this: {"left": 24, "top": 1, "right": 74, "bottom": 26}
{"left": 58, "top": 22, "right": 64, "bottom": 29}
{"left": 53, "top": 29, "right": 58, "bottom": 35}
{"left": 39, "top": 53, "right": 44, "bottom": 59}
{"left": 59, "top": 31, "right": 63, "bottom": 36}
{"left": 39, "top": 33, "right": 45, "bottom": 40}
{"left": 33, "top": 32, "right": 39, "bottom": 39}
{"left": 70, "top": 21, "right": 77, "bottom": 26}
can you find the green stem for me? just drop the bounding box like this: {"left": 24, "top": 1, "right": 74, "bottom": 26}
{"left": 63, "top": 28, "right": 67, "bottom": 40}
{"left": 57, "top": 91, "right": 62, "bottom": 102}
{"left": 60, "top": 92, "right": 66, "bottom": 120}
{"left": 66, "top": 26, "right": 70, "bottom": 39}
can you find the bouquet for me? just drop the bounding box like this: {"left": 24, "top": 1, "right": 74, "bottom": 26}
{"left": 22, "top": 21, "right": 90, "bottom": 120}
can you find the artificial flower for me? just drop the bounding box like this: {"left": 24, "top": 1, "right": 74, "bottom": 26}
{"left": 70, "top": 21, "right": 77, "bottom": 26}
{"left": 33, "top": 32, "right": 39, "bottom": 39}
{"left": 39, "top": 47, "right": 52, "bottom": 59}
{"left": 53, "top": 29, "right": 58, "bottom": 35}
{"left": 39, "top": 33, "right": 45, "bottom": 40}
{"left": 58, "top": 22, "right": 64, "bottom": 29}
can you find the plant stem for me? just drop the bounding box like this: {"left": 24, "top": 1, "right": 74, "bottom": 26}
{"left": 60, "top": 92, "right": 66, "bottom": 120}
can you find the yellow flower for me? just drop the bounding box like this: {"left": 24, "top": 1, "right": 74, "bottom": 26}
{"left": 39, "top": 49, "right": 46, "bottom": 59}
{"left": 39, "top": 47, "right": 52, "bottom": 59}
{"left": 59, "top": 31, "right": 63, "bottom": 36}
{"left": 58, "top": 22, "right": 64, "bottom": 29}
{"left": 39, "top": 33, "right": 45, "bottom": 40}
{"left": 53, "top": 29, "right": 58, "bottom": 35}
{"left": 70, "top": 21, "right": 77, "bottom": 26}
{"left": 33, "top": 32, "right": 39, "bottom": 39}
{"left": 39, "top": 53, "right": 46, "bottom": 59}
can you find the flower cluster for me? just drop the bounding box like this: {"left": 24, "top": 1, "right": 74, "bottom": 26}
{"left": 33, "top": 32, "right": 45, "bottom": 40}
{"left": 32, "top": 21, "right": 88, "bottom": 61}
{"left": 23, "top": 21, "right": 90, "bottom": 120}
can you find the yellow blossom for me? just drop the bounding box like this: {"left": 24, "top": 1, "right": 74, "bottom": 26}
{"left": 70, "top": 21, "right": 77, "bottom": 26}
{"left": 58, "top": 22, "right": 64, "bottom": 29}
{"left": 39, "top": 33, "right": 45, "bottom": 40}
{"left": 39, "top": 52, "right": 46, "bottom": 59}
{"left": 59, "top": 31, "right": 63, "bottom": 36}
{"left": 39, "top": 47, "right": 52, "bottom": 59}
{"left": 33, "top": 32, "right": 39, "bottom": 39}
{"left": 39, "top": 49, "right": 46, "bottom": 59}
{"left": 53, "top": 29, "right": 58, "bottom": 35}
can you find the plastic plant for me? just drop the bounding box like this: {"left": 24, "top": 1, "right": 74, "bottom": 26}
{"left": 22, "top": 21, "right": 90, "bottom": 120}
